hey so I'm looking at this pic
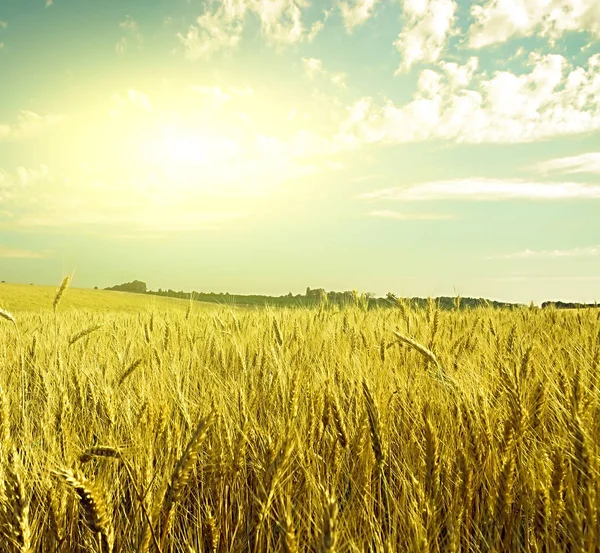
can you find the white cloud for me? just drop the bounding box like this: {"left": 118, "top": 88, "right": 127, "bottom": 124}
{"left": 488, "top": 245, "right": 600, "bottom": 259}
{"left": 360, "top": 178, "right": 600, "bottom": 201}
{"left": 0, "top": 111, "right": 64, "bottom": 140}
{"left": 535, "top": 152, "right": 600, "bottom": 175}
{"left": 301, "top": 57, "right": 347, "bottom": 87}
{"left": 252, "top": 0, "right": 305, "bottom": 45}
{"left": 116, "top": 16, "right": 143, "bottom": 54}
{"left": 307, "top": 19, "right": 325, "bottom": 42}
{"left": 178, "top": 1, "right": 247, "bottom": 60}
{"left": 179, "top": 0, "right": 324, "bottom": 59}
{"left": 468, "top": 0, "right": 600, "bottom": 48}
{"left": 368, "top": 210, "right": 455, "bottom": 219}
{"left": 339, "top": 0, "right": 380, "bottom": 32}
{"left": 336, "top": 53, "right": 600, "bottom": 144}
{"left": 394, "top": 0, "right": 458, "bottom": 72}
{"left": 0, "top": 246, "right": 50, "bottom": 259}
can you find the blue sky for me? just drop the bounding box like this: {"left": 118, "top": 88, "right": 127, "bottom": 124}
{"left": 0, "top": 0, "right": 599, "bottom": 303}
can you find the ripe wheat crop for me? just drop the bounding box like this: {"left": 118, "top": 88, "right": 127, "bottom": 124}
{"left": 0, "top": 291, "right": 598, "bottom": 552}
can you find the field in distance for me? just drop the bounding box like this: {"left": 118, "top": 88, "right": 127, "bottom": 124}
{"left": 0, "top": 281, "right": 217, "bottom": 313}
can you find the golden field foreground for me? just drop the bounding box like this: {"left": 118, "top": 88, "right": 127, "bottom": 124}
{"left": 0, "top": 284, "right": 599, "bottom": 552}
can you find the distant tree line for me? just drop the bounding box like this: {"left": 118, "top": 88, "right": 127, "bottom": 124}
{"left": 103, "top": 280, "right": 530, "bottom": 310}
{"left": 541, "top": 301, "right": 599, "bottom": 309}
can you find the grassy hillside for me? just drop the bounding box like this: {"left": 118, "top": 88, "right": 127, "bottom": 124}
{"left": 0, "top": 282, "right": 216, "bottom": 313}
{"left": 0, "top": 293, "right": 598, "bottom": 552}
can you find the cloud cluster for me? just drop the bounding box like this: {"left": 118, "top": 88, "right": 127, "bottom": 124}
{"left": 179, "top": 0, "right": 326, "bottom": 59}
{"left": 337, "top": 52, "right": 600, "bottom": 144}
{"left": 395, "top": 0, "right": 458, "bottom": 72}
{"left": 468, "top": 0, "right": 600, "bottom": 48}
{"left": 338, "top": 0, "right": 380, "bottom": 32}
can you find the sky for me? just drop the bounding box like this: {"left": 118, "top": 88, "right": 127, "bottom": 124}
{"left": 0, "top": 0, "right": 599, "bottom": 304}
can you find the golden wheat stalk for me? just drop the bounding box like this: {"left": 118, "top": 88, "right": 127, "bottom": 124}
{"left": 392, "top": 330, "right": 456, "bottom": 387}
{"left": 68, "top": 324, "right": 103, "bottom": 346}
{"left": 0, "top": 308, "right": 26, "bottom": 424}
{"left": 116, "top": 358, "right": 145, "bottom": 387}
{"left": 3, "top": 448, "right": 31, "bottom": 553}
{"left": 362, "top": 380, "right": 385, "bottom": 468}
{"left": 53, "top": 276, "right": 71, "bottom": 312}
{"left": 79, "top": 446, "right": 123, "bottom": 464}
{"left": 0, "top": 308, "right": 16, "bottom": 324}
{"left": 155, "top": 411, "right": 215, "bottom": 548}
{"left": 0, "top": 385, "right": 10, "bottom": 446}
{"left": 329, "top": 393, "right": 348, "bottom": 448}
{"left": 320, "top": 490, "right": 338, "bottom": 553}
{"left": 52, "top": 468, "right": 114, "bottom": 552}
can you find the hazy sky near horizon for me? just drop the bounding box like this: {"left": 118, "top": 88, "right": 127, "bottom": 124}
{"left": 0, "top": 0, "right": 599, "bottom": 303}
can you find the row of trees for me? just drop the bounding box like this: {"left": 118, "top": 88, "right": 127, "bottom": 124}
{"left": 104, "top": 281, "right": 524, "bottom": 310}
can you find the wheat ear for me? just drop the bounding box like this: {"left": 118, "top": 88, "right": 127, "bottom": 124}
{"left": 52, "top": 468, "right": 114, "bottom": 553}
{"left": 155, "top": 411, "right": 215, "bottom": 548}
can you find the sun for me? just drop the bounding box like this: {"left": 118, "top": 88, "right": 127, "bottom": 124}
{"left": 141, "top": 124, "right": 240, "bottom": 170}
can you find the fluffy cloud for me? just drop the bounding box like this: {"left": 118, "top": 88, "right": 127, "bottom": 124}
{"left": 179, "top": 1, "right": 247, "bottom": 59}
{"left": 535, "top": 152, "right": 600, "bottom": 175}
{"left": 394, "top": 0, "right": 458, "bottom": 72}
{"left": 253, "top": 0, "right": 305, "bottom": 45}
{"left": 337, "top": 53, "right": 600, "bottom": 144}
{"left": 360, "top": 178, "right": 600, "bottom": 200}
{"left": 179, "top": 0, "right": 324, "bottom": 59}
{"left": 339, "top": 0, "right": 380, "bottom": 32}
{"left": 468, "top": 0, "right": 600, "bottom": 48}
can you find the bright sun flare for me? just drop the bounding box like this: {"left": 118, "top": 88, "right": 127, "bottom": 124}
{"left": 141, "top": 125, "right": 241, "bottom": 170}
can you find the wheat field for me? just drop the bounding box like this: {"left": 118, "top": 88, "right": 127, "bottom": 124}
{"left": 0, "top": 282, "right": 598, "bottom": 552}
